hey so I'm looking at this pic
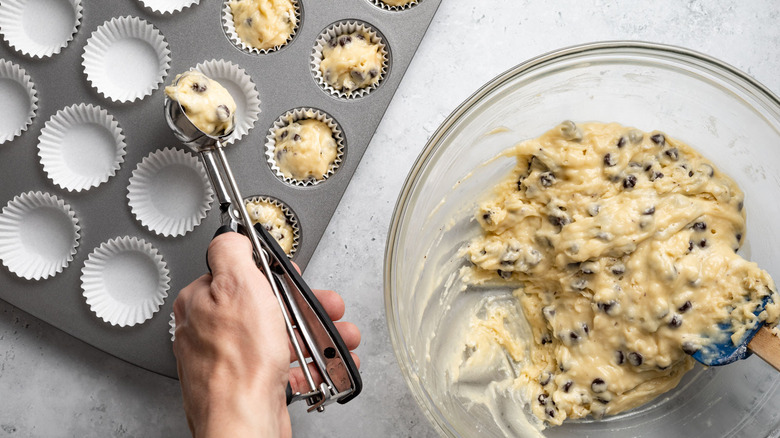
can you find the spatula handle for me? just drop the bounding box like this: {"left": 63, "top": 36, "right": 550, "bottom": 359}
{"left": 748, "top": 326, "right": 780, "bottom": 372}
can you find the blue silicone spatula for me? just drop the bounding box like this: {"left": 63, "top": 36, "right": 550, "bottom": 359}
{"left": 692, "top": 296, "right": 780, "bottom": 371}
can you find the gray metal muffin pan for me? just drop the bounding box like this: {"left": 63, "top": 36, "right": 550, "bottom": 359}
{"left": 0, "top": 0, "right": 440, "bottom": 378}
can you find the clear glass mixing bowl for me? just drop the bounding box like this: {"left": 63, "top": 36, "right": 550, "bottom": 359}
{"left": 385, "top": 41, "right": 780, "bottom": 437}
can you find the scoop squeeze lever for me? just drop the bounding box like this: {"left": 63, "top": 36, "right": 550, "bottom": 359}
{"left": 692, "top": 296, "right": 780, "bottom": 371}
{"left": 164, "top": 80, "right": 361, "bottom": 411}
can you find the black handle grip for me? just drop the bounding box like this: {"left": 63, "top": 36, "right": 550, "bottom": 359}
{"left": 253, "top": 223, "right": 363, "bottom": 404}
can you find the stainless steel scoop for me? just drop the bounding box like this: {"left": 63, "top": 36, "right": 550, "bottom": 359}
{"left": 164, "top": 73, "right": 361, "bottom": 411}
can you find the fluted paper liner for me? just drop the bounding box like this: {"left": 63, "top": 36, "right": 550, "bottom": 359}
{"left": 127, "top": 147, "right": 213, "bottom": 237}
{"left": 138, "top": 0, "right": 200, "bottom": 15}
{"left": 0, "top": 0, "right": 82, "bottom": 58}
{"left": 38, "top": 103, "right": 126, "bottom": 192}
{"left": 311, "top": 21, "right": 389, "bottom": 99}
{"left": 169, "top": 312, "right": 176, "bottom": 341}
{"left": 243, "top": 195, "right": 299, "bottom": 258}
{"left": 0, "top": 59, "right": 37, "bottom": 144}
{"left": 265, "top": 107, "right": 344, "bottom": 187}
{"left": 81, "top": 236, "right": 170, "bottom": 327}
{"left": 0, "top": 191, "right": 80, "bottom": 280}
{"left": 82, "top": 16, "right": 170, "bottom": 103}
{"left": 370, "top": 0, "right": 420, "bottom": 11}
{"left": 194, "top": 59, "right": 261, "bottom": 145}
{"left": 222, "top": 0, "right": 301, "bottom": 55}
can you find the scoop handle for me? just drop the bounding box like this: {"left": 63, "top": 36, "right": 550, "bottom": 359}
{"left": 748, "top": 326, "right": 780, "bottom": 372}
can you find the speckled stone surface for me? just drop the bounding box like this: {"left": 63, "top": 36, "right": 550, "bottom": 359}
{"left": 2, "top": 1, "right": 779, "bottom": 437}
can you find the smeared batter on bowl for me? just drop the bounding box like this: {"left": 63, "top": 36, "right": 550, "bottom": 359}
{"left": 273, "top": 118, "right": 338, "bottom": 182}
{"left": 245, "top": 198, "right": 295, "bottom": 256}
{"left": 461, "top": 121, "right": 780, "bottom": 425}
{"left": 229, "top": 0, "right": 297, "bottom": 51}
{"left": 164, "top": 71, "right": 236, "bottom": 137}
{"left": 320, "top": 31, "right": 383, "bottom": 94}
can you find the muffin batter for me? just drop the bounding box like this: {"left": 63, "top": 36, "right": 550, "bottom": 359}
{"left": 320, "top": 31, "right": 383, "bottom": 94}
{"left": 229, "top": 0, "right": 297, "bottom": 51}
{"left": 461, "top": 121, "right": 780, "bottom": 425}
{"left": 380, "top": 0, "right": 416, "bottom": 5}
{"left": 245, "top": 198, "right": 295, "bottom": 256}
{"left": 273, "top": 118, "right": 337, "bottom": 182}
{"left": 164, "top": 71, "right": 236, "bottom": 137}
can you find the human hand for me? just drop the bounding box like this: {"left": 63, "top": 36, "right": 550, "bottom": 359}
{"left": 173, "top": 232, "right": 361, "bottom": 438}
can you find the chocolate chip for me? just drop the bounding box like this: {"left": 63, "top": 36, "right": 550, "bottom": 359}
{"left": 664, "top": 148, "right": 679, "bottom": 161}
{"left": 678, "top": 301, "right": 692, "bottom": 313}
{"left": 702, "top": 164, "right": 715, "bottom": 177}
{"left": 538, "top": 394, "right": 549, "bottom": 405}
{"left": 543, "top": 306, "right": 556, "bottom": 320}
{"left": 668, "top": 314, "right": 682, "bottom": 328}
{"left": 546, "top": 407, "right": 556, "bottom": 418}
{"left": 596, "top": 397, "right": 610, "bottom": 404}
{"left": 628, "top": 352, "right": 643, "bottom": 366}
{"left": 293, "top": 133, "right": 301, "bottom": 141}
{"left": 643, "top": 206, "right": 655, "bottom": 215}
{"left": 562, "top": 381, "right": 573, "bottom": 392}
{"left": 497, "top": 270, "right": 511, "bottom": 279}
{"left": 617, "top": 136, "right": 626, "bottom": 148}
{"left": 245, "top": 17, "right": 253, "bottom": 26}
{"left": 628, "top": 130, "right": 643, "bottom": 144}
{"left": 216, "top": 104, "right": 230, "bottom": 121}
{"left": 650, "top": 133, "right": 665, "bottom": 145}
{"left": 699, "top": 239, "right": 707, "bottom": 248}
{"left": 615, "top": 350, "right": 625, "bottom": 365}
{"left": 191, "top": 82, "right": 207, "bottom": 93}
{"left": 650, "top": 171, "right": 664, "bottom": 181}
{"left": 541, "top": 334, "right": 552, "bottom": 345}
{"left": 569, "top": 331, "right": 580, "bottom": 341}
{"left": 688, "top": 171, "right": 694, "bottom": 177}
{"left": 692, "top": 222, "right": 707, "bottom": 231}
{"left": 736, "top": 233, "right": 742, "bottom": 242}
{"left": 622, "top": 175, "right": 637, "bottom": 189}
{"left": 355, "top": 33, "right": 365, "bottom": 40}
{"left": 369, "top": 69, "right": 379, "bottom": 78}
{"left": 737, "top": 200, "right": 744, "bottom": 211}
{"left": 688, "top": 240, "right": 694, "bottom": 252}
{"left": 338, "top": 35, "right": 352, "bottom": 46}
{"left": 598, "top": 300, "right": 616, "bottom": 313}
{"left": 591, "top": 378, "right": 607, "bottom": 393}
{"left": 280, "top": 130, "right": 288, "bottom": 140}
{"left": 682, "top": 342, "right": 700, "bottom": 355}
{"left": 547, "top": 214, "right": 569, "bottom": 227}
{"left": 604, "top": 153, "right": 617, "bottom": 167}
{"left": 582, "top": 323, "right": 589, "bottom": 335}
{"left": 644, "top": 163, "right": 652, "bottom": 171}
{"left": 539, "top": 372, "right": 552, "bottom": 386}
{"left": 350, "top": 70, "right": 365, "bottom": 82}
{"left": 611, "top": 264, "right": 625, "bottom": 276}
{"left": 328, "top": 38, "right": 338, "bottom": 48}
{"left": 540, "top": 172, "right": 555, "bottom": 187}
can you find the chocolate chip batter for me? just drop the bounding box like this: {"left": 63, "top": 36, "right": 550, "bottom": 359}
{"left": 164, "top": 71, "right": 235, "bottom": 137}
{"left": 460, "top": 121, "right": 780, "bottom": 425}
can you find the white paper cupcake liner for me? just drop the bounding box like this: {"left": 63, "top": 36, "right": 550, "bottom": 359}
{"left": 169, "top": 311, "right": 176, "bottom": 341}
{"left": 193, "top": 59, "right": 261, "bottom": 145}
{"left": 244, "top": 195, "right": 300, "bottom": 258}
{"left": 81, "top": 236, "right": 170, "bottom": 327}
{"left": 370, "top": 0, "right": 420, "bottom": 11}
{"left": 0, "top": 0, "right": 82, "bottom": 58}
{"left": 0, "top": 59, "right": 37, "bottom": 144}
{"left": 222, "top": 0, "right": 301, "bottom": 55}
{"left": 265, "top": 107, "right": 345, "bottom": 187}
{"left": 82, "top": 16, "right": 170, "bottom": 103}
{"left": 137, "top": 0, "right": 200, "bottom": 15}
{"left": 37, "top": 103, "right": 126, "bottom": 192}
{"left": 311, "top": 21, "right": 390, "bottom": 99}
{"left": 0, "top": 191, "right": 80, "bottom": 280}
{"left": 127, "top": 147, "right": 214, "bottom": 237}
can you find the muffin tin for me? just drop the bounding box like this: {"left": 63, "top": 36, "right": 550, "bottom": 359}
{"left": 0, "top": 0, "right": 440, "bottom": 377}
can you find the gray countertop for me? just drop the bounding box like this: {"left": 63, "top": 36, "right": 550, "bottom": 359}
{"left": 2, "top": 1, "right": 779, "bottom": 436}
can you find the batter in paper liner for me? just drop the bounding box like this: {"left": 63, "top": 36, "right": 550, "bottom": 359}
{"left": 229, "top": 0, "right": 296, "bottom": 51}
{"left": 459, "top": 121, "right": 780, "bottom": 426}
{"left": 320, "top": 31, "right": 383, "bottom": 94}
{"left": 245, "top": 199, "right": 295, "bottom": 255}
{"left": 165, "top": 71, "right": 236, "bottom": 137}
{"left": 273, "top": 119, "right": 337, "bottom": 182}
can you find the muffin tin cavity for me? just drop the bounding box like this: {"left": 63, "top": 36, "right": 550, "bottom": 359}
{"left": 37, "top": 103, "right": 126, "bottom": 192}
{"left": 0, "top": 191, "right": 80, "bottom": 281}
{"left": 244, "top": 195, "right": 300, "bottom": 257}
{"left": 81, "top": 236, "right": 170, "bottom": 327}
{"left": 137, "top": 0, "right": 200, "bottom": 15}
{"left": 311, "top": 20, "right": 390, "bottom": 99}
{"left": 193, "top": 59, "right": 261, "bottom": 145}
{"left": 265, "top": 107, "right": 344, "bottom": 187}
{"left": 127, "top": 148, "right": 214, "bottom": 237}
{"left": 222, "top": 0, "right": 301, "bottom": 55}
{"left": 0, "top": 59, "right": 37, "bottom": 144}
{"left": 0, "top": 0, "right": 82, "bottom": 58}
{"left": 82, "top": 16, "right": 171, "bottom": 103}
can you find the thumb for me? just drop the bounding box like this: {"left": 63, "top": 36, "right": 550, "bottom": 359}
{"left": 207, "top": 231, "right": 257, "bottom": 276}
